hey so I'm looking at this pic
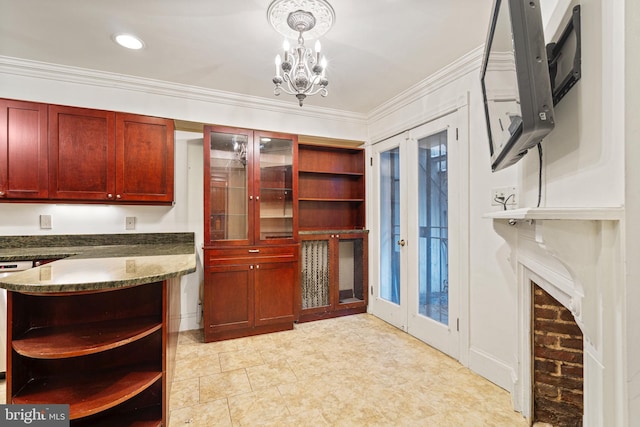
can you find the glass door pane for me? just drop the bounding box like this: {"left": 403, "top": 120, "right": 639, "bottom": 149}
{"left": 418, "top": 131, "right": 449, "bottom": 325}
{"left": 257, "top": 135, "right": 293, "bottom": 241}
{"left": 208, "top": 131, "right": 250, "bottom": 242}
{"left": 379, "top": 147, "right": 401, "bottom": 305}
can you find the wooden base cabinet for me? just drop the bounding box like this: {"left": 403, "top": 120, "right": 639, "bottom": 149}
{"left": 203, "top": 246, "right": 298, "bottom": 342}
{"left": 6, "top": 279, "right": 180, "bottom": 426}
{"left": 298, "top": 232, "right": 368, "bottom": 322}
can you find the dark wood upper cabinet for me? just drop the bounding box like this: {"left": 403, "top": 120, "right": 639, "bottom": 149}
{"left": 116, "top": 113, "right": 174, "bottom": 203}
{"left": 49, "top": 105, "right": 116, "bottom": 201}
{"left": 0, "top": 99, "right": 49, "bottom": 199}
{"left": 48, "top": 105, "right": 174, "bottom": 204}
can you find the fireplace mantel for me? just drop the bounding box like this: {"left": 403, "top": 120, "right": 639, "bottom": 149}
{"left": 484, "top": 206, "right": 623, "bottom": 221}
{"left": 485, "top": 206, "right": 624, "bottom": 425}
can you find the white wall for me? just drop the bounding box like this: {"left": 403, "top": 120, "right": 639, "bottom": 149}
{"left": 625, "top": 0, "right": 640, "bottom": 424}
{"left": 518, "top": 0, "right": 624, "bottom": 209}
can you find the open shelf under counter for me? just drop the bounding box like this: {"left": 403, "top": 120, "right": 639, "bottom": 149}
{"left": 73, "top": 405, "right": 162, "bottom": 427}
{"left": 12, "top": 317, "right": 162, "bottom": 359}
{"left": 13, "top": 369, "right": 162, "bottom": 420}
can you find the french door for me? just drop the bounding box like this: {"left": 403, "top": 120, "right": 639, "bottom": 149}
{"left": 370, "top": 112, "right": 464, "bottom": 360}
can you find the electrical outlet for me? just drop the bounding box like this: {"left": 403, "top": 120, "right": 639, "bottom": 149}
{"left": 125, "top": 216, "right": 136, "bottom": 230}
{"left": 39, "top": 214, "right": 52, "bottom": 229}
{"left": 491, "top": 186, "right": 518, "bottom": 207}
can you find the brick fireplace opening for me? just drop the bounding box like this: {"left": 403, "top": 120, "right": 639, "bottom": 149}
{"left": 532, "top": 282, "right": 584, "bottom": 426}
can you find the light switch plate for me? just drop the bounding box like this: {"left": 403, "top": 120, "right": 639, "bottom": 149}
{"left": 39, "top": 214, "right": 52, "bottom": 229}
{"left": 125, "top": 216, "right": 136, "bottom": 230}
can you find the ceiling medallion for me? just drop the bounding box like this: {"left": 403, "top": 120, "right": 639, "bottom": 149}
{"left": 267, "top": 0, "right": 335, "bottom": 106}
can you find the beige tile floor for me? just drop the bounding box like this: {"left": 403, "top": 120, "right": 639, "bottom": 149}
{"left": 0, "top": 314, "right": 529, "bottom": 426}
{"left": 169, "top": 314, "right": 529, "bottom": 426}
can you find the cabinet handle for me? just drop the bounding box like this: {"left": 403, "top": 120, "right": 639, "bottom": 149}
{"left": 116, "top": 194, "right": 122, "bottom": 199}
{"left": 248, "top": 249, "right": 260, "bottom": 253}
{"left": 0, "top": 191, "right": 5, "bottom": 197}
{"left": 397, "top": 239, "right": 406, "bottom": 247}
{"left": 250, "top": 265, "right": 254, "bottom": 270}
{"left": 107, "top": 193, "right": 113, "bottom": 199}
{"left": 256, "top": 196, "right": 260, "bottom": 201}
{"left": 331, "top": 235, "right": 334, "bottom": 238}
{"left": 336, "top": 234, "right": 340, "bottom": 238}
{"left": 256, "top": 265, "right": 260, "bottom": 269}
{"left": 250, "top": 195, "right": 253, "bottom": 200}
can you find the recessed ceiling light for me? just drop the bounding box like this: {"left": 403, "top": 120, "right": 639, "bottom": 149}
{"left": 113, "top": 34, "right": 144, "bottom": 50}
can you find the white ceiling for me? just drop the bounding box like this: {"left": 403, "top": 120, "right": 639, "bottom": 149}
{"left": 0, "top": 0, "right": 494, "bottom": 114}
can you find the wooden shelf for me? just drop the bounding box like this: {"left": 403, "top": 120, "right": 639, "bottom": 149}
{"left": 298, "top": 144, "right": 364, "bottom": 175}
{"left": 7, "top": 280, "right": 181, "bottom": 425}
{"left": 73, "top": 405, "right": 161, "bottom": 427}
{"left": 299, "top": 198, "right": 364, "bottom": 202}
{"left": 299, "top": 169, "right": 364, "bottom": 177}
{"left": 12, "top": 317, "right": 161, "bottom": 359}
{"left": 13, "top": 369, "right": 162, "bottom": 420}
{"left": 298, "top": 143, "right": 365, "bottom": 230}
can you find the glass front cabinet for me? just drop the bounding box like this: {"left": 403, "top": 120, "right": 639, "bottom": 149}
{"left": 204, "top": 125, "right": 297, "bottom": 246}
{"left": 203, "top": 125, "right": 299, "bottom": 342}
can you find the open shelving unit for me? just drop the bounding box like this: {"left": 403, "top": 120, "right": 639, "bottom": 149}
{"left": 298, "top": 143, "right": 365, "bottom": 230}
{"left": 297, "top": 141, "right": 368, "bottom": 322}
{"left": 7, "top": 280, "right": 179, "bottom": 426}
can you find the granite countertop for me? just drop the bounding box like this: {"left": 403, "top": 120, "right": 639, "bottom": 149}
{"left": 0, "top": 233, "right": 197, "bottom": 293}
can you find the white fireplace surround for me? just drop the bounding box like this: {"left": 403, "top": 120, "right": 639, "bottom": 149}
{"left": 486, "top": 207, "right": 624, "bottom": 426}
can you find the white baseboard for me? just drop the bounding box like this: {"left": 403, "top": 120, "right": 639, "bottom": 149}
{"left": 179, "top": 313, "right": 200, "bottom": 332}
{"left": 468, "top": 346, "right": 519, "bottom": 409}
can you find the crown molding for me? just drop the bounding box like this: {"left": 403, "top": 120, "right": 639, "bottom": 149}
{"left": 366, "top": 45, "right": 484, "bottom": 122}
{"left": 0, "top": 55, "right": 367, "bottom": 125}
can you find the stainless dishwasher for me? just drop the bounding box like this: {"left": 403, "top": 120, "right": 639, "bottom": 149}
{"left": 0, "top": 261, "right": 33, "bottom": 377}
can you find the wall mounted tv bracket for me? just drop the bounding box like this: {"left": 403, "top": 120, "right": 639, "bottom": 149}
{"left": 546, "top": 5, "right": 581, "bottom": 106}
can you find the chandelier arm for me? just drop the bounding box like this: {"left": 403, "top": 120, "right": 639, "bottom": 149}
{"left": 305, "top": 85, "right": 329, "bottom": 97}
{"left": 281, "top": 72, "right": 300, "bottom": 95}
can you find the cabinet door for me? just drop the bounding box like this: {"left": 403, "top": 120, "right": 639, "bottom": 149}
{"left": 204, "top": 126, "right": 254, "bottom": 246}
{"left": 255, "top": 131, "right": 298, "bottom": 245}
{"left": 49, "top": 105, "right": 116, "bottom": 200}
{"left": 254, "top": 261, "right": 296, "bottom": 327}
{"left": 203, "top": 264, "right": 254, "bottom": 337}
{"left": 116, "top": 113, "right": 174, "bottom": 203}
{"left": 300, "top": 235, "right": 332, "bottom": 314}
{"left": 0, "top": 99, "right": 48, "bottom": 199}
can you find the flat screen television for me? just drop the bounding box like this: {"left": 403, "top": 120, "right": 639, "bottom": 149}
{"left": 480, "top": 0, "right": 555, "bottom": 172}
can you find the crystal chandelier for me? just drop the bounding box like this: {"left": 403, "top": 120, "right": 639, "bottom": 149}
{"left": 267, "top": 0, "right": 335, "bottom": 107}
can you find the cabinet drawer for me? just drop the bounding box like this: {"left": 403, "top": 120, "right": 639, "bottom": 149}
{"left": 205, "top": 245, "right": 299, "bottom": 265}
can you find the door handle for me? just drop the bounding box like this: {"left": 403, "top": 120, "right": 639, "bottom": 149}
{"left": 397, "top": 239, "right": 406, "bottom": 247}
